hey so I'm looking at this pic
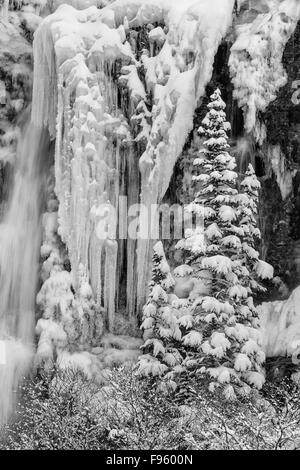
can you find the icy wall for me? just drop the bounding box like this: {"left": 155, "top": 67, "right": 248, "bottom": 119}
{"left": 31, "top": 0, "right": 235, "bottom": 326}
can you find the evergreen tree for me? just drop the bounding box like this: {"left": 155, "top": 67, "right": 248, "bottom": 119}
{"left": 137, "top": 242, "right": 182, "bottom": 384}
{"left": 174, "top": 89, "right": 268, "bottom": 399}
{"left": 238, "top": 163, "right": 273, "bottom": 292}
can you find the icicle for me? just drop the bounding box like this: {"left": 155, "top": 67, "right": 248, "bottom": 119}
{"left": 0, "top": 0, "right": 9, "bottom": 20}
{"left": 104, "top": 240, "right": 118, "bottom": 330}
{"left": 32, "top": 14, "right": 58, "bottom": 138}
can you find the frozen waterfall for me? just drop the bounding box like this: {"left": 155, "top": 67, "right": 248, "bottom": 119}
{"left": 31, "top": 0, "right": 236, "bottom": 321}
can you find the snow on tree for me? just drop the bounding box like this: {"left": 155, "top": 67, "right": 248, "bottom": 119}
{"left": 137, "top": 242, "right": 182, "bottom": 386}
{"left": 173, "top": 89, "right": 266, "bottom": 399}
{"left": 236, "top": 163, "right": 274, "bottom": 303}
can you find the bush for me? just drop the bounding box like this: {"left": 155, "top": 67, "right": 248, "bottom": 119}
{"left": 178, "top": 377, "right": 300, "bottom": 450}
{"left": 1, "top": 367, "right": 300, "bottom": 450}
{"left": 0, "top": 366, "right": 186, "bottom": 450}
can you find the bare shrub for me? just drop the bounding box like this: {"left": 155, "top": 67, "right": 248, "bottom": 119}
{"left": 1, "top": 367, "right": 300, "bottom": 450}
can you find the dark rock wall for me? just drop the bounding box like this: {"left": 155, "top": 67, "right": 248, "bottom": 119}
{"left": 263, "top": 21, "right": 300, "bottom": 290}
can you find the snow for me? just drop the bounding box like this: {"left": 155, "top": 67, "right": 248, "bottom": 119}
{"left": 222, "top": 235, "right": 241, "bottom": 249}
{"left": 201, "top": 255, "right": 232, "bottom": 275}
{"left": 176, "top": 227, "right": 206, "bottom": 256}
{"left": 206, "top": 223, "right": 222, "bottom": 241}
{"left": 226, "top": 324, "right": 250, "bottom": 342}
{"left": 229, "top": 0, "right": 300, "bottom": 141}
{"left": 259, "top": 286, "right": 300, "bottom": 358}
{"left": 57, "top": 350, "right": 94, "bottom": 378}
{"left": 182, "top": 331, "right": 203, "bottom": 348}
{"left": 137, "top": 354, "right": 168, "bottom": 377}
{"left": 100, "top": 347, "right": 140, "bottom": 367}
{"left": 177, "top": 314, "right": 194, "bottom": 330}
{"left": 229, "top": 284, "right": 248, "bottom": 299}
{"left": 173, "top": 276, "right": 194, "bottom": 299}
{"left": 119, "top": 65, "right": 146, "bottom": 103}
{"left": 151, "top": 285, "right": 168, "bottom": 303}
{"left": 219, "top": 205, "right": 237, "bottom": 223}
{"left": 244, "top": 371, "right": 265, "bottom": 389}
{"left": 208, "top": 366, "right": 232, "bottom": 384}
{"left": 200, "top": 297, "right": 223, "bottom": 314}
{"left": 211, "top": 332, "right": 231, "bottom": 350}
{"left": 266, "top": 145, "right": 296, "bottom": 201}
{"left": 202, "top": 335, "right": 231, "bottom": 359}
{"left": 173, "top": 264, "right": 194, "bottom": 278}
{"left": 148, "top": 26, "right": 165, "bottom": 44}
{"left": 36, "top": 191, "right": 104, "bottom": 368}
{"left": 234, "top": 353, "right": 252, "bottom": 372}
{"left": 242, "top": 339, "right": 260, "bottom": 355}
{"left": 100, "top": 333, "right": 142, "bottom": 351}
{"left": 255, "top": 259, "right": 274, "bottom": 280}
{"left": 35, "top": 319, "right": 67, "bottom": 366}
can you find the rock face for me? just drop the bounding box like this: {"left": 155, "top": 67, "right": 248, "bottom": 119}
{"left": 0, "top": 3, "right": 41, "bottom": 162}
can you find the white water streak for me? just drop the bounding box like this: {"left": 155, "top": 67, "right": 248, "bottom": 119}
{"left": 0, "top": 120, "right": 49, "bottom": 424}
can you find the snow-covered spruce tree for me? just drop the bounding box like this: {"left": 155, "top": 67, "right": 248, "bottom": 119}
{"left": 174, "top": 89, "right": 267, "bottom": 399}
{"left": 237, "top": 163, "right": 273, "bottom": 290}
{"left": 137, "top": 242, "right": 182, "bottom": 386}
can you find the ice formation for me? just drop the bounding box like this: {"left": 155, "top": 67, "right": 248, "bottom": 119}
{"left": 259, "top": 287, "right": 300, "bottom": 358}
{"left": 33, "top": 4, "right": 134, "bottom": 328}
{"left": 229, "top": 0, "right": 300, "bottom": 142}
{"left": 0, "top": 0, "right": 9, "bottom": 20}
{"left": 35, "top": 176, "right": 104, "bottom": 369}
{"left": 266, "top": 145, "right": 296, "bottom": 201}
{"left": 31, "top": 0, "right": 235, "bottom": 320}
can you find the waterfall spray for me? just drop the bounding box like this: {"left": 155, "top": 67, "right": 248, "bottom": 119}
{"left": 0, "top": 116, "right": 50, "bottom": 424}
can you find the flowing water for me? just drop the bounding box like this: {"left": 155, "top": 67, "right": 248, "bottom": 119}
{"left": 0, "top": 116, "right": 50, "bottom": 424}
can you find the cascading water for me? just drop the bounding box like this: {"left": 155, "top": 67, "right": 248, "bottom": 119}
{"left": 0, "top": 113, "right": 50, "bottom": 424}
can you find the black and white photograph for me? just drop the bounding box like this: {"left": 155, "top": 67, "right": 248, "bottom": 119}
{"left": 0, "top": 0, "right": 300, "bottom": 454}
